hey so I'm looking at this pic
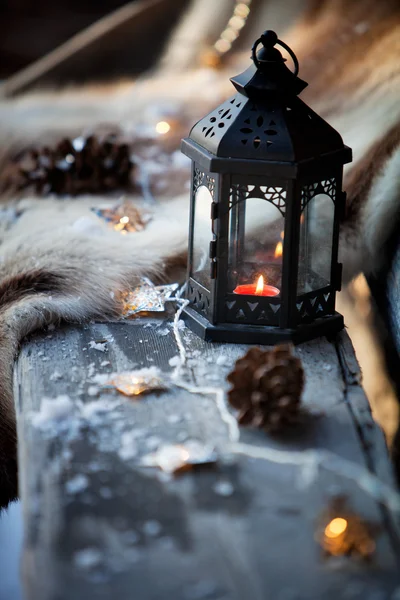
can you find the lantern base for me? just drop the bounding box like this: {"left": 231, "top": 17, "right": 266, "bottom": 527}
{"left": 182, "top": 306, "right": 344, "bottom": 345}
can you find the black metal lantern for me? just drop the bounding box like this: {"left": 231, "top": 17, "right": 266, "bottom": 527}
{"left": 181, "top": 30, "right": 352, "bottom": 345}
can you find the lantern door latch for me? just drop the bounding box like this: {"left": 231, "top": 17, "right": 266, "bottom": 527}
{"left": 210, "top": 240, "right": 217, "bottom": 278}
{"left": 210, "top": 202, "right": 218, "bottom": 220}
{"left": 209, "top": 240, "right": 217, "bottom": 259}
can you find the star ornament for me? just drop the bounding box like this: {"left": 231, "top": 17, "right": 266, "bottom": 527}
{"left": 105, "top": 367, "right": 168, "bottom": 397}
{"left": 141, "top": 441, "right": 218, "bottom": 475}
{"left": 93, "top": 199, "right": 152, "bottom": 234}
{"left": 121, "top": 277, "right": 179, "bottom": 317}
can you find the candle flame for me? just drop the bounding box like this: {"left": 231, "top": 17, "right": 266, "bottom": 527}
{"left": 324, "top": 517, "right": 348, "bottom": 539}
{"left": 274, "top": 241, "right": 283, "bottom": 258}
{"left": 256, "top": 275, "right": 264, "bottom": 295}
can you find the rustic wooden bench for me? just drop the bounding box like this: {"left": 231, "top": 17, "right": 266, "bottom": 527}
{"left": 14, "top": 320, "right": 400, "bottom": 600}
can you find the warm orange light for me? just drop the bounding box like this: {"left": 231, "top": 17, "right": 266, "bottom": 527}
{"left": 274, "top": 241, "right": 283, "bottom": 258}
{"left": 234, "top": 274, "right": 279, "bottom": 297}
{"left": 113, "top": 215, "right": 130, "bottom": 232}
{"left": 324, "top": 518, "right": 348, "bottom": 539}
{"left": 255, "top": 275, "right": 264, "bottom": 295}
{"left": 221, "top": 28, "right": 238, "bottom": 42}
{"left": 214, "top": 39, "right": 232, "bottom": 53}
{"left": 234, "top": 3, "right": 250, "bottom": 17}
{"left": 228, "top": 16, "right": 246, "bottom": 29}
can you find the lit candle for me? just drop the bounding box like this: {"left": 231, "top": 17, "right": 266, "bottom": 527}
{"left": 234, "top": 275, "right": 280, "bottom": 297}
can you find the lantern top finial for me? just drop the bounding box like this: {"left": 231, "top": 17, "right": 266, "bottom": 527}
{"left": 182, "top": 30, "right": 352, "bottom": 171}
{"left": 251, "top": 30, "right": 298, "bottom": 75}
{"left": 259, "top": 30, "right": 278, "bottom": 47}
{"left": 231, "top": 30, "right": 307, "bottom": 99}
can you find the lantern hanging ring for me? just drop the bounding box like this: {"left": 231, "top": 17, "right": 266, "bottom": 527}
{"left": 251, "top": 30, "right": 299, "bottom": 77}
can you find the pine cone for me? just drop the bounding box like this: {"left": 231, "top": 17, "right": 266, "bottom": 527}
{"left": 227, "top": 344, "right": 304, "bottom": 432}
{"left": 1, "top": 134, "right": 135, "bottom": 196}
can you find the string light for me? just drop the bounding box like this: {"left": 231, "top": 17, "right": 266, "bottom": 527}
{"left": 113, "top": 215, "right": 130, "bottom": 234}
{"left": 228, "top": 16, "right": 246, "bottom": 30}
{"left": 317, "top": 499, "right": 377, "bottom": 559}
{"left": 202, "top": 0, "right": 252, "bottom": 68}
{"left": 155, "top": 121, "right": 171, "bottom": 135}
{"left": 324, "top": 517, "right": 348, "bottom": 538}
{"left": 235, "top": 3, "right": 250, "bottom": 17}
{"left": 221, "top": 28, "right": 238, "bottom": 43}
{"left": 214, "top": 39, "right": 232, "bottom": 54}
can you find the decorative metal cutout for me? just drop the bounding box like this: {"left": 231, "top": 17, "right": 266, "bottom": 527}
{"left": 321, "top": 178, "right": 336, "bottom": 198}
{"left": 194, "top": 167, "right": 205, "bottom": 192}
{"left": 229, "top": 183, "right": 287, "bottom": 215}
{"left": 206, "top": 175, "right": 216, "bottom": 198}
{"left": 193, "top": 169, "right": 216, "bottom": 199}
{"left": 188, "top": 279, "right": 212, "bottom": 319}
{"left": 224, "top": 295, "right": 281, "bottom": 326}
{"left": 296, "top": 289, "right": 333, "bottom": 322}
{"left": 301, "top": 178, "right": 337, "bottom": 212}
{"left": 189, "top": 94, "right": 301, "bottom": 161}
{"left": 198, "top": 96, "right": 244, "bottom": 143}
{"left": 238, "top": 109, "right": 278, "bottom": 151}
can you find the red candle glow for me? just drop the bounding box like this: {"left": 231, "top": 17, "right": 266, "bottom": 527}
{"left": 274, "top": 240, "right": 283, "bottom": 258}
{"left": 234, "top": 275, "right": 280, "bottom": 297}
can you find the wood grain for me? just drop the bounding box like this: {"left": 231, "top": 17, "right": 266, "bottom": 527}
{"left": 14, "top": 321, "right": 400, "bottom": 600}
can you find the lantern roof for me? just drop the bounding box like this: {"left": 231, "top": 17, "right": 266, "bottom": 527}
{"left": 182, "top": 30, "right": 351, "bottom": 175}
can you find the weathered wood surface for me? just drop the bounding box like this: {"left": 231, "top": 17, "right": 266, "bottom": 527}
{"left": 14, "top": 321, "right": 400, "bottom": 600}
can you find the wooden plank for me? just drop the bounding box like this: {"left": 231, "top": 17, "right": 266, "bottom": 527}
{"left": 14, "top": 322, "right": 400, "bottom": 600}
{"left": 0, "top": 501, "right": 24, "bottom": 600}
{"left": 335, "top": 330, "right": 400, "bottom": 552}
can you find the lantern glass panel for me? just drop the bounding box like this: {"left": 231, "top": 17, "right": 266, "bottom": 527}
{"left": 228, "top": 196, "right": 284, "bottom": 293}
{"left": 297, "top": 193, "right": 334, "bottom": 294}
{"left": 191, "top": 185, "right": 213, "bottom": 290}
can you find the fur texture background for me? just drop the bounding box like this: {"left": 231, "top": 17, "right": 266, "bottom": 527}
{"left": 0, "top": 195, "right": 188, "bottom": 506}
{"left": 0, "top": 0, "right": 399, "bottom": 507}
